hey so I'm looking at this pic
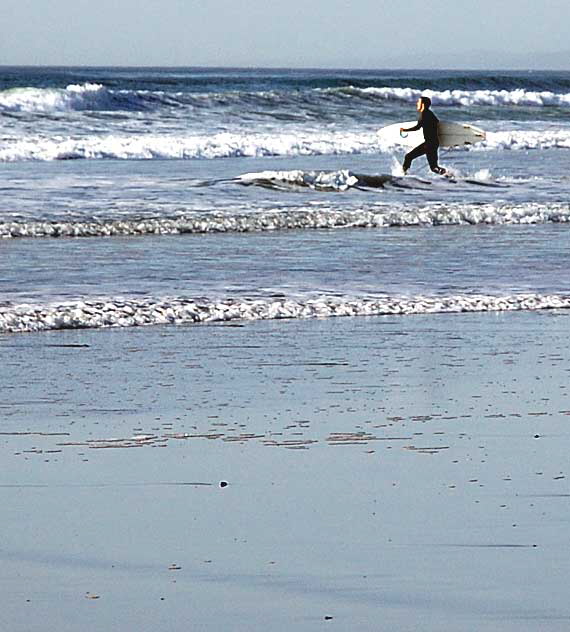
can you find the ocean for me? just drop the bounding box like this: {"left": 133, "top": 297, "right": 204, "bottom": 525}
{"left": 1, "top": 66, "right": 570, "bottom": 333}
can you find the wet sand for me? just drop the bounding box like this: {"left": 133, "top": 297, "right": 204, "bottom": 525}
{"left": 1, "top": 311, "right": 570, "bottom": 631}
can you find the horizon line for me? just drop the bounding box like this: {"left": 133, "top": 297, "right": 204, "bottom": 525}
{"left": 1, "top": 63, "right": 569, "bottom": 72}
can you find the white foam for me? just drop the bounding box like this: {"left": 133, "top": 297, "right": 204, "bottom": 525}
{"left": 350, "top": 86, "right": 570, "bottom": 108}
{"left": 472, "top": 168, "right": 493, "bottom": 181}
{"left": 390, "top": 157, "right": 406, "bottom": 177}
{"left": 238, "top": 169, "right": 358, "bottom": 191}
{"left": 0, "top": 130, "right": 383, "bottom": 162}
{"left": 2, "top": 293, "right": 569, "bottom": 334}
{"left": 2, "top": 124, "right": 568, "bottom": 162}
{"left": 1, "top": 202, "right": 569, "bottom": 239}
{"left": 482, "top": 130, "right": 570, "bottom": 151}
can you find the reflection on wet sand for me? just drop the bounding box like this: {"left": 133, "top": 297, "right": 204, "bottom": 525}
{"left": 1, "top": 312, "right": 570, "bottom": 630}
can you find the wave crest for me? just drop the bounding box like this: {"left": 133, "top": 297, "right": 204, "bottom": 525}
{"left": 0, "top": 83, "right": 111, "bottom": 113}
{"left": 0, "top": 83, "right": 167, "bottom": 113}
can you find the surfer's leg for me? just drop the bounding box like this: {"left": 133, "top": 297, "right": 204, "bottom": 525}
{"left": 403, "top": 143, "right": 426, "bottom": 173}
{"left": 427, "top": 145, "right": 446, "bottom": 175}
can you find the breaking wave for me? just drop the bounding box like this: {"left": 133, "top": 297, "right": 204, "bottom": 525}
{"left": 0, "top": 83, "right": 131, "bottom": 113}
{"left": 2, "top": 293, "right": 570, "bottom": 334}
{"left": 3, "top": 83, "right": 570, "bottom": 115}
{"left": 2, "top": 201, "right": 569, "bottom": 239}
{"left": 332, "top": 86, "right": 570, "bottom": 108}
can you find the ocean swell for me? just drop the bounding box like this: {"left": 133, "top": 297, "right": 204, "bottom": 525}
{"left": 4, "top": 83, "right": 570, "bottom": 117}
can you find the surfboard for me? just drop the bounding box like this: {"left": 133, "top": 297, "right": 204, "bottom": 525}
{"left": 378, "top": 121, "right": 486, "bottom": 148}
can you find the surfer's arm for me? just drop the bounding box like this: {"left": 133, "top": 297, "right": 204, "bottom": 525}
{"left": 401, "top": 114, "right": 423, "bottom": 133}
{"left": 401, "top": 112, "right": 423, "bottom": 133}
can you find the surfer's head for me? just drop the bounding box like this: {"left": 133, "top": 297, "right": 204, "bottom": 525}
{"left": 416, "top": 96, "right": 432, "bottom": 112}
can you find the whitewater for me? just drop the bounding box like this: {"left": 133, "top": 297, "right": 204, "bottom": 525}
{"left": 2, "top": 76, "right": 570, "bottom": 162}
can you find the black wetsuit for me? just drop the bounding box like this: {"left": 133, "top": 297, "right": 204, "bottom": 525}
{"left": 402, "top": 109, "right": 441, "bottom": 172}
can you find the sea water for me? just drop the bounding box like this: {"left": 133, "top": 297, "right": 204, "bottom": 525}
{"left": 1, "top": 67, "right": 569, "bottom": 333}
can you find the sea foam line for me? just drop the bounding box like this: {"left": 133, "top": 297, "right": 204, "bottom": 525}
{"left": 2, "top": 203, "right": 569, "bottom": 239}
{"left": 2, "top": 128, "right": 570, "bottom": 162}
{"left": 2, "top": 293, "right": 570, "bottom": 334}
{"left": 0, "top": 131, "right": 376, "bottom": 162}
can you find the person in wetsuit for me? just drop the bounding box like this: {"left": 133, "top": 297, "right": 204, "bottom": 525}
{"left": 401, "top": 96, "right": 446, "bottom": 175}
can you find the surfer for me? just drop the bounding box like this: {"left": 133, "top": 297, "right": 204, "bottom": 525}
{"left": 401, "top": 97, "right": 446, "bottom": 175}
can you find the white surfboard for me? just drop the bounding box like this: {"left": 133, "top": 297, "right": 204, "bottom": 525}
{"left": 378, "top": 120, "right": 486, "bottom": 148}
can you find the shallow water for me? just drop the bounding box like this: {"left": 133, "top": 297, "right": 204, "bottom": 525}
{"left": 1, "top": 153, "right": 570, "bottom": 332}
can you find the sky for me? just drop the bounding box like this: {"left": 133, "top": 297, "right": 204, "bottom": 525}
{"left": 1, "top": 0, "right": 569, "bottom": 69}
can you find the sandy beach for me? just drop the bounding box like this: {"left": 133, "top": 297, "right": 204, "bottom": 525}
{"left": 2, "top": 310, "right": 570, "bottom": 631}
